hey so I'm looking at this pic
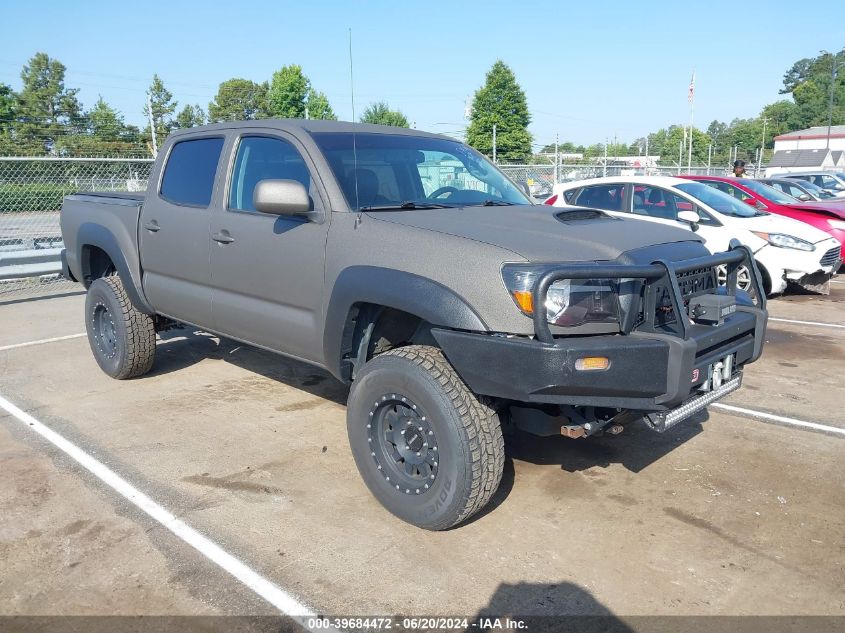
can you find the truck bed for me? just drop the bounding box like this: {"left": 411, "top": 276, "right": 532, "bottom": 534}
{"left": 60, "top": 192, "right": 145, "bottom": 290}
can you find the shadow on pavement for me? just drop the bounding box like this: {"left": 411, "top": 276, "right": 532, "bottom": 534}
{"left": 505, "top": 410, "right": 706, "bottom": 474}
{"left": 473, "top": 581, "right": 634, "bottom": 632}
{"left": 150, "top": 327, "right": 349, "bottom": 406}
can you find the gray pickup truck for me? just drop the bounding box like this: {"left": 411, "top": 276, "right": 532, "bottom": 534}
{"left": 60, "top": 120, "right": 767, "bottom": 530}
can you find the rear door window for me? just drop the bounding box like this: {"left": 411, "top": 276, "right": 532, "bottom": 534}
{"left": 159, "top": 137, "right": 224, "bottom": 207}
{"left": 575, "top": 184, "right": 626, "bottom": 212}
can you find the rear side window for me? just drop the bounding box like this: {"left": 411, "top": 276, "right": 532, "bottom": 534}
{"left": 160, "top": 137, "right": 224, "bottom": 207}
{"left": 575, "top": 184, "right": 625, "bottom": 212}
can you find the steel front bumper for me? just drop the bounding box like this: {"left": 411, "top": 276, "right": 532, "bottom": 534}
{"left": 433, "top": 244, "right": 767, "bottom": 413}
{"left": 432, "top": 306, "right": 765, "bottom": 411}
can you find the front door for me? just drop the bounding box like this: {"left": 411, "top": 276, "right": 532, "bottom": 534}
{"left": 209, "top": 132, "right": 330, "bottom": 363}
{"left": 139, "top": 136, "right": 225, "bottom": 328}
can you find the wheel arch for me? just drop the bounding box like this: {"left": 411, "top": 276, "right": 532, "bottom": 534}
{"left": 323, "top": 266, "right": 488, "bottom": 382}
{"left": 77, "top": 222, "right": 154, "bottom": 314}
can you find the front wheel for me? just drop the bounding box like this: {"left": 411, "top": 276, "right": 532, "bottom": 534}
{"left": 85, "top": 274, "right": 156, "bottom": 379}
{"left": 346, "top": 345, "right": 504, "bottom": 530}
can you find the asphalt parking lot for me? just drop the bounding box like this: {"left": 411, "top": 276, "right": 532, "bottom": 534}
{"left": 0, "top": 285, "right": 843, "bottom": 625}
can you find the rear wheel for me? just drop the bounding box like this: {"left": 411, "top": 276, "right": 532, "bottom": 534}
{"left": 347, "top": 345, "right": 504, "bottom": 530}
{"left": 85, "top": 274, "right": 156, "bottom": 379}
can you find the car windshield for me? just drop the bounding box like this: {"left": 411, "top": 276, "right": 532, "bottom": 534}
{"left": 311, "top": 132, "right": 531, "bottom": 210}
{"left": 795, "top": 180, "right": 833, "bottom": 198}
{"left": 739, "top": 179, "right": 800, "bottom": 204}
{"left": 675, "top": 182, "right": 761, "bottom": 217}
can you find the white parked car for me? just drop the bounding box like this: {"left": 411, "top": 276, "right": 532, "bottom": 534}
{"left": 546, "top": 176, "right": 842, "bottom": 296}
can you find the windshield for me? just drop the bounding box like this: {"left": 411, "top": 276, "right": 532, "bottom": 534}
{"left": 795, "top": 180, "right": 832, "bottom": 198}
{"left": 738, "top": 179, "right": 800, "bottom": 204}
{"left": 675, "top": 182, "right": 761, "bottom": 218}
{"left": 311, "top": 132, "right": 531, "bottom": 210}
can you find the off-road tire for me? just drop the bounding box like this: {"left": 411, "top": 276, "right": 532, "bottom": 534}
{"left": 347, "top": 345, "right": 505, "bottom": 530}
{"left": 85, "top": 274, "right": 156, "bottom": 379}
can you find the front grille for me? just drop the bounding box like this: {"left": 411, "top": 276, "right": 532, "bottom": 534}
{"left": 676, "top": 267, "right": 717, "bottom": 300}
{"left": 820, "top": 246, "right": 841, "bottom": 268}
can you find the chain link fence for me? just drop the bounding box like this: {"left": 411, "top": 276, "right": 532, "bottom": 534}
{"left": 497, "top": 162, "right": 735, "bottom": 200}
{"left": 0, "top": 157, "right": 153, "bottom": 302}
{"left": 0, "top": 155, "right": 751, "bottom": 303}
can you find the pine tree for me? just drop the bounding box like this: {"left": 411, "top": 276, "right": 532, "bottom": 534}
{"left": 466, "top": 61, "right": 532, "bottom": 162}
{"left": 143, "top": 74, "right": 177, "bottom": 150}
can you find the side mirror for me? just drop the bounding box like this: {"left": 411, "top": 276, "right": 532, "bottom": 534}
{"left": 743, "top": 197, "right": 757, "bottom": 206}
{"left": 253, "top": 179, "right": 311, "bottom": 216}
{"left": 677, "top": 209, "right": 701, "bottom": 232}
{"left": 798, "top": 193, "right": 811, "bottom": 201}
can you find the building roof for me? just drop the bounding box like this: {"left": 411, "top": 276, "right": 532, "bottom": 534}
{"left": 767, "top": 149, "right": 831, "bottom": 168}
{"left": 773, "top": 125, "right": 845, "bottom": 141}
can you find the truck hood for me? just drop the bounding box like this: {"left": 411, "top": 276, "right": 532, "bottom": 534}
{"left": 366, "top": 205, "right": 702, "bottom": 262}
{"left": 739, "top": 212, "right": 834, "bottom": 244}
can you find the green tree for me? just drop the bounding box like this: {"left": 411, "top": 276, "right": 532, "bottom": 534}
{"left": 268, "top": 65, "right": 310, "bottom": 118}
{"left": 143, "top": 74, "right": 177, "bottom": 151}
{"left": 776, "top": 48, "right": 844, "bottom": 129}
{"left": 466, "top": 60, "right": 531, "bottom": 162}
{"left": 360, "top": 101, "right": 409, "bottom": 127}
{"left": 175, "top": 104, "right": 206, "bottom": 129}
{"left": 306, "top": 90, "right": 336, "bottom": 120}
{"left": 208, "top": 78, "right": 268, "bottom": 122}
{"left": 15, "top": 52, "right": 82, "bottom": 154}
{"left": 88, "top": 96, "right": 124, "bottom": 140}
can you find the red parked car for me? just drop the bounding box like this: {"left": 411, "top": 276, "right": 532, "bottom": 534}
{"left": 678, "top": 175, "right": 845, "bottom": 259}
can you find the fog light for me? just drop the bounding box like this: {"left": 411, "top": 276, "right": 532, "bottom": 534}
{"left": 575, "top": 356, "right": 610, "bottom": 371}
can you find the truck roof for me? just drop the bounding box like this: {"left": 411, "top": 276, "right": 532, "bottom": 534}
{"left": 168, "top": 118, "right": 451, "bottom": 141}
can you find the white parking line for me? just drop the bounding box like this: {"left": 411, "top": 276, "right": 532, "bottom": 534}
{"left": 0, "top": 392, "right": 330, "bottom": 629}
{"left": 769, "top": 317, "right": 845, "bottom": 329}
{"left": 0, "top": 333, "right": 87, "bottom": 352}
{"left": 711, "top": 402, "right": 845, "bottom": 437}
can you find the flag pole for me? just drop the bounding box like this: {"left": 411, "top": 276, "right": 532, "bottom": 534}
{"left": 687, "top": 70, "right": 695, "bottom": 173}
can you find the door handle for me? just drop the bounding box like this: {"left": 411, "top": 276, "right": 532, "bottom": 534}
{"left": 143, "top": 221, "right": 161, "bottom": 232}
{"left": 212, "top": 231, "right": 235, "bottom": 244}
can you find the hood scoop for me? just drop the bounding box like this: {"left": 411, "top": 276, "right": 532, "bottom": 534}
{"left": 554, "top": 207, "right": 618, "bottom": 224}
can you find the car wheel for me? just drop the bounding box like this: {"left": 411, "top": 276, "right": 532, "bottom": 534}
{"left": 85, "top": 274, "right": 156, "bottom": 379}
{"left": 347, "top": 345, "right": 504, "bottom": 530}
{"left": 716, "top": 264, "right": 759, "bottom": 300}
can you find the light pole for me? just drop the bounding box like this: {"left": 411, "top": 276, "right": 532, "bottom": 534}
{"left": 821, "top": 50, "right": 843, "bottom": 149}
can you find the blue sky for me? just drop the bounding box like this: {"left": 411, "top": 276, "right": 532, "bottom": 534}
{"left": 1, "top": 0, "right": 843, "bottom": 147}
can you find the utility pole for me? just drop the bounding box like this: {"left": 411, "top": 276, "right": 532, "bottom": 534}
{"left": 644, "top": 136, "right": 649, "bottom": 173}
{"left": 678, "top": 140, "right": 683, "bottom": 175}
{"left": 707, "top": 143, "right": 712, "bottom": 175}
{"left": 757, "top": 117, "right": 769, "bottom": 177}
{"left": 492, "top": 124, "right": 497, "bottom": 163}
{"left": 823, "top": 52, "right": 842, "bottom": 149}
{"left": 147, "top": 93, "right": 158, "bottom": 158}
{"left": 554, "top": 133, "right": 559, "bottom": 185}
{"left": 603, "top": 140, "right": 608, "bottom": 177}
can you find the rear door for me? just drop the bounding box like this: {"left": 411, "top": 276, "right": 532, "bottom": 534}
{"left": 139, "top": 136, "right": 225, "bottom": 328}
{"left": 208, "top": 131, "right": 330, "bottom": 363}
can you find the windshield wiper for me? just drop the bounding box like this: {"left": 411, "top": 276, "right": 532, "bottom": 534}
{"left": 480, "top": 199, "right": 517, "bottom": 206}
{"left": 359, "top": 201, "right": 455, "bottom": 211}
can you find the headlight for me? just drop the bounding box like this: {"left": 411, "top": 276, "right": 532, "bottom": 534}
{"left": 750, "top": 231, "right": 815, "bottom": 251}
{"left": 828, "top": 219, "right": 845, "bottom": 230}
{"left": 501, "top": 264, "right": 620, "bottom": 327}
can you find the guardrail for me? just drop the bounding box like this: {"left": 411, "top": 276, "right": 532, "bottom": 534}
{"left": 0, "top": 248, "right": 63, "bottom": 281}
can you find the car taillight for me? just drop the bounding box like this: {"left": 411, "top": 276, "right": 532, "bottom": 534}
{"left": 543, "top": 194, "right": 558, "bottom": 205}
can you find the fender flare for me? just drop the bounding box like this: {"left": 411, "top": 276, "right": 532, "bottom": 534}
{"left": 322, "top": 266, "right": 488, "bottom": 380}
{"left": 76, "top": 222, "right": 154, "bottom": 315}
